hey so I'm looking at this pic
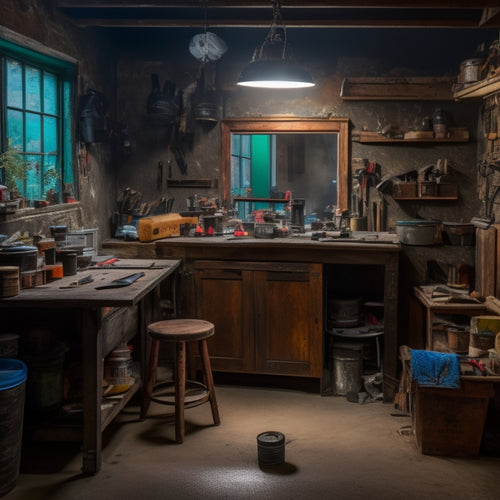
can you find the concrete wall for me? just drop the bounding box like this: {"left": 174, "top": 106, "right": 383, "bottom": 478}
{"left": 1, "top": 3, "right": 497, "bottom": 292}
{"left": 0, "top": 0, "right": 116, "bottom": 244}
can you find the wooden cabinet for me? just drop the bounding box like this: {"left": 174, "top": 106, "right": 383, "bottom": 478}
{"left": 192, "top": 260, "right": 322, "bottom": 378}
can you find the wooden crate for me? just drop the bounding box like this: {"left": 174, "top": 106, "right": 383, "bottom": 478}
{"left": 413, "top": 380, "right": 494, "bottom": 456}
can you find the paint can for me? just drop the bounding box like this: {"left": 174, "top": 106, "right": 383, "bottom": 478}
{"left": 257, "top": 431, "right": 285, "bottom": 468}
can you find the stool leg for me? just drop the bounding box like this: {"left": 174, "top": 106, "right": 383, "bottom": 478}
{"left": 199, "top": 339, "right": 220, "bottom": 426}
{"left": 175, "top": 341, "right": 186, "bottom": 443}
{"left": 141, "top": 337, "right": 160, "bottom": 420}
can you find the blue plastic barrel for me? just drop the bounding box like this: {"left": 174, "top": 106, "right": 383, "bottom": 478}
{"left": 0, "top": 358, "right": 27, "bottom": 497}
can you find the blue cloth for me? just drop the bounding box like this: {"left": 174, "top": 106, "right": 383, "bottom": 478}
{"left": 411, "top": 349, "right": 460, "bottom": 389}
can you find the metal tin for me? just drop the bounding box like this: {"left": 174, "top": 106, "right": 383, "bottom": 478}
{"left": 458, "top": 58, "right": 483, "bottom": 84}
{"left": 396, "top": 221, "right": 437, "bottom": 246}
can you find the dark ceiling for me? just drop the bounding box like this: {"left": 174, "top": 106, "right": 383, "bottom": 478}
{"left": 54, "top": 1, "right": 500, "bottom": 29}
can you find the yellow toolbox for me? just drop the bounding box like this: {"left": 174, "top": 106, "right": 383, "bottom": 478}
{"left": 137, "top": 213, "right": 198, "bottom": 242}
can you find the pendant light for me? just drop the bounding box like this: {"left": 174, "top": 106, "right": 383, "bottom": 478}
{"left": 237, "top": 0, "right": 314, "bottom": 89}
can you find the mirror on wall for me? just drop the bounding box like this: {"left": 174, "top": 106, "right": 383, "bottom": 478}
{"left": 221, "top": 118, "right": 349, "bottom": 220}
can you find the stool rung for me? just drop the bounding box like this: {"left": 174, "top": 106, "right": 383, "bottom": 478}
{"left": 150, "top": 380, "right": 211, "bottom": 408}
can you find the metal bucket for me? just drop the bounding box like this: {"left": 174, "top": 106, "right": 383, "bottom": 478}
{"left": 332, "top": 349, "right": 362, "bottom": 396}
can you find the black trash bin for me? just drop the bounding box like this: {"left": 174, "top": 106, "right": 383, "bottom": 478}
{"left": 0, "top": 358, "right": 27, "bottom": 497}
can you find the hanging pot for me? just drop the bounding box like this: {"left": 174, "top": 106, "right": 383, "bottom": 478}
{"left": 194, "top": 67, "right": 221, "bottom": 123}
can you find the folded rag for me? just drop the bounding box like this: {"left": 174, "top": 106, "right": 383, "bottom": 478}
{"left": 411, "top": 349, "right": 460, "bottom": 389}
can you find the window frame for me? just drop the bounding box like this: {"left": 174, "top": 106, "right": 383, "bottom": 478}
{"left": 0, "top": 28, "right": 76, "bottom": 206}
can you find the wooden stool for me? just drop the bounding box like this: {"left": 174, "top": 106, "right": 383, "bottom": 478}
{"left": 140, "top": 319, "right": 220, "bottom": 443}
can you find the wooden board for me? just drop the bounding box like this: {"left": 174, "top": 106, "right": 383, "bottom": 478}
{"left": 475, "top": 225, "right": 497, "bottom": 297}
{"left": 340, "top": 77, "right": 455, "bottom": 101}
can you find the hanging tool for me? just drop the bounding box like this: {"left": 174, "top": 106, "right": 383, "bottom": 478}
{"left": 157, "top": 161, "right": 163, "bottom": 191}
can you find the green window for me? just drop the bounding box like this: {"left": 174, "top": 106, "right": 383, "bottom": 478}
{"left": 1, "top": 37, "right": 74, "bottom": 205}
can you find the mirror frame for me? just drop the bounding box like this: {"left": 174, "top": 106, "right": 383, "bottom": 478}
{"left": 221, "top": 117, "right": 349, "bottom": 212}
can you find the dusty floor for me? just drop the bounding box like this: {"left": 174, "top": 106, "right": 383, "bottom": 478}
{"left": 3, "top": 382, "right": 500, "bottom": 500}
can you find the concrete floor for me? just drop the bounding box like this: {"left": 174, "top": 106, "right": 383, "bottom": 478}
{"left": 4, "top": 382, "right": 500, "bottom": 500}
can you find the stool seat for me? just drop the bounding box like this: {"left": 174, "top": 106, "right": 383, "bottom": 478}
{"left": 147, "top": 319, "right": 215, "bottom": 342}
{"left": 141, "top": 318, "right": 220, "bottom": 443}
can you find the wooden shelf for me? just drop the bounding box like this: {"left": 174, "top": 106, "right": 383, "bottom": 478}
{"left": 392, "top": 196, "right": 457, "bottom": 201}
{"left": 166, "top": 178, "right": 217, "bottom": 188}
{"left": 340, "top": 77, "right": 455, "bottom": 101}
{"left": 352, "top": 131, "right": 469, "bottom": 144}
{"left": 453, "top": 75, "right": 500, "bottom": 100}
{"left": 233, "top": 196, "right": 289, "bottom": 203}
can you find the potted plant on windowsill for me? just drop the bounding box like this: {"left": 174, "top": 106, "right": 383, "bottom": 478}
{"left": 0, "top": 140, "right": 25, "bottom": 213}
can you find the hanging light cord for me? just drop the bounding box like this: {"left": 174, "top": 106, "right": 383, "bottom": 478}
{"left": 255, "top": 0, "right": 288, "bottom": 61}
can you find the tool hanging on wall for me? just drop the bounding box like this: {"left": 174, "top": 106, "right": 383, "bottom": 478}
{"left": 157, "top": 161, "right": 163, "bottom": 191}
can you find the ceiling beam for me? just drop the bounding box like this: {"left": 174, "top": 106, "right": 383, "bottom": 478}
{"left": 70, "top": 18, "right": 481, "bottom": 29}
{"left": 480, "top": 7, "right": 500, "bottom": 27}
{"left": 54, "top": 1, "right": 500, "bottom": 8}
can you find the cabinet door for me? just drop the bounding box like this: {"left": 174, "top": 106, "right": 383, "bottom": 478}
{"left": 254, "top": 263, "right": 323, "bottom": 377}
{"left": 193, "top": 266, "right": 255, "bottom": 372}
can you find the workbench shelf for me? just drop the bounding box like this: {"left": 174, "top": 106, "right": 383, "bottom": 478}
{"left": 453, "top": 75, "right": 500, "bottom": 100}
{"left": 392, "top": 196, "right": 458, "bottom": 201}
{"left": 352, "top": 132, "right": 469, "bottom": 144}
{"left": 232, "top": 196, "right": 288, "bottom": 203}
{"left": 340, "top": 76, "right": 455, "bottom": 101}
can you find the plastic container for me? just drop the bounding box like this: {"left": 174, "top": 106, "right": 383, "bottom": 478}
{"left": 396, "top": 221, "right": 437, "bottom": 246}
{"left": 0, "top": 358, "right": 27, "bottom": 497}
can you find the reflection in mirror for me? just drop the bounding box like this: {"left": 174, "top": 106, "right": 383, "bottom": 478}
{"left": 222, "top": 118, "right": 349, "bottom": 224}
{"left": 230, "top": 134, "right": 338, "bottom": 220}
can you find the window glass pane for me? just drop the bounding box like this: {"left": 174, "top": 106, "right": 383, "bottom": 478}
{"left": 241, "top": 135, "right": 251, "bottom": 157}
{"left": 43, "top": 116, "right": 57, "bottom": 153}
{"left": 231, "top": 134, "right": 240, "bottom": 153}
{"left": 242, "top": 158, "right": 251, "bottom": 188}
{"left": 25, "top": 66, "right": 41, "bottom": 111}
{"left": 6, "top": 59, "right": 23, "bottom": 108}
{"left": 44, "top": 72, "right": 58, "bottom": 115}
{"left": 231, "top": 156, "right": 240, "bottom": 191}
{"left": 26, "top": 113, "right": 41, "bottom": 152}
{"left": 25, "top": 155, "right": 41, "bottom": 201}
{"left": 42, "top": 155, "right": 59, "bottom": 197}
{"left": 6, "top": 109, "right": 24, "bottom": 150}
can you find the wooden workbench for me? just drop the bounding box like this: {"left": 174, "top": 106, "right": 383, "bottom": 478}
{"left": 103, "top": 235, "right": 401, "bottom": 401}
{"left": 0, "top": 258, "right": 180, "bottom": 474}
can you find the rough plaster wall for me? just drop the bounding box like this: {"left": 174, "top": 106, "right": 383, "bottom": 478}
{"left": 0, "top": 0, "right": 116, "bottom": 241}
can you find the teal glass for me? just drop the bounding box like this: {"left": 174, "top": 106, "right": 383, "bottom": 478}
{"left": 6, "top": 59, "right": 23, "bottom": 108}
{"left": 25, "top": 155, "right": 41, "bottom": 201}
{"left": 43, "top": 116, "right": 57, "bottom": 153}
{"left": 26, "top": 112, "right": 41, "bottom": 152}
{"left": 6, "top": 109, "right": 23, "bottom": 149}
{"left": 25, "top": 65, "right": 41, "bottom": 112}
{"left": 43, "top": 72, "right": 58, "bottom": 115}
